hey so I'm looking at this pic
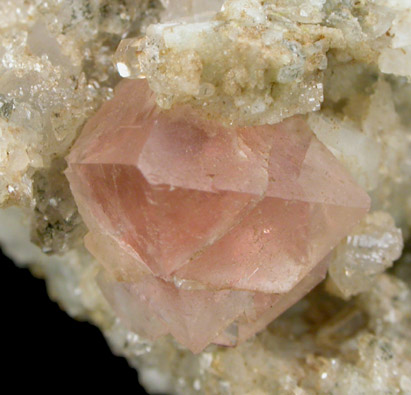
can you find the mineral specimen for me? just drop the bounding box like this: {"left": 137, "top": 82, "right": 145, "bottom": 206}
{"left": 115, "top": 0, "right": 411, "bottom": 126}
{"left": 1, "top": 0, "right": 411, "bottom": 393}
{"left": 66, "top": 79, "right": 370, "bottom": 352}
{"left": 327, "top": 211, "right": 403, "bottom": 299}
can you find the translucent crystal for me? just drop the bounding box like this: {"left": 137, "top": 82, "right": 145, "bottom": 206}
{"left": 114, "top": 38, "right": 147, "bottom": 79}
{"left": 66, "top": 79, "right": 370, "bottom": 352}
{"left": 0, "top": 0, "right": 410, "bottom": 392}
{"left": 328, "top": 211, "right": 403, "bottom": 299}
{"left": 160, "top": 0, "right": 225, "bottom": 22}
{"left": 30, "top": 159, "right": 86, "bottom": 255}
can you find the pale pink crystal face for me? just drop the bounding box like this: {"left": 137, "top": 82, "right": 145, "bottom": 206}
{"left": 66, "top": 80, "right": 370, "bottom": 353}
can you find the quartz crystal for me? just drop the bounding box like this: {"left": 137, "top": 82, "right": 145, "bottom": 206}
{"left": 66, "top": 79, "right": 370, "bottom": 352}
{"left": 327, "top": 211, "right": 403, "bottom": 299}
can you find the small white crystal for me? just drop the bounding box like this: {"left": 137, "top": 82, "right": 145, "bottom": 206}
{"left": 328, "top": 212, "right": 403, "bottom": 298}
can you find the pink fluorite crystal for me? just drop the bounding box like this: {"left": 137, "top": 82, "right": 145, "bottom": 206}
{"left": 66, "top": 80, "right": 370, "bottom": 353}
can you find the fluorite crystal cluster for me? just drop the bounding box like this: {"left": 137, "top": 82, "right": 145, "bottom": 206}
{"left": 1, "top": 0, "right": 411, "bottom": 393}
{"left": 66, "top": 79, "right": 370, "bottom": 352}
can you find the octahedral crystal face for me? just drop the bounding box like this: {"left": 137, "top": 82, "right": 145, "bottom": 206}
{"left": 66, "top": 79, "right": 370, "bottom": 353}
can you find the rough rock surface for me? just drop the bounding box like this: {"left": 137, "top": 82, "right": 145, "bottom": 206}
{"left": 116, "top": 0, "right": 411, "bottom": 125}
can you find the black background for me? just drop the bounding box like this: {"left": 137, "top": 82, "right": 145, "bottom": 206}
{"left": 3, "top": 251, "right": 149, "bottom": 393}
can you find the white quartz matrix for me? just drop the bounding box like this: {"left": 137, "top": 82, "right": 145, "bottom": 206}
{"left": 0, "top": 1, "right": 410, "bottom": 394}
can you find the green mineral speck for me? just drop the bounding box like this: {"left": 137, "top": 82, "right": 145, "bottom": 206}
{"left": 0, "top": 95, "right": 15, "bottom": 120}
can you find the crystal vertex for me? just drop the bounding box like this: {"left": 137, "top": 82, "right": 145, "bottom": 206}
{"left": 66, "top": 79, "right": 370, "bottom": 353}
